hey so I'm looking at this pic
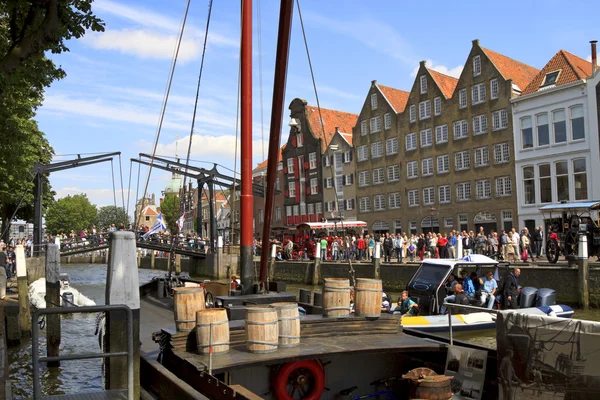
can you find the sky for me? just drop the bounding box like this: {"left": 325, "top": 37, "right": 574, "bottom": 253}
{"left": 38, "top": 0, "right": 599, "bottom": 218}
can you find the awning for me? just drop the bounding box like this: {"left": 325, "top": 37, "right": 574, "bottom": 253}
{"left": 297, "top": 221, "right": 368, "bottom": 230}
{"left": 539, "top": 201, "right": 600, "bottom": 212}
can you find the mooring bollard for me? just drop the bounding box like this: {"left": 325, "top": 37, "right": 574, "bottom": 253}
{"left": 45, "top": 244, "right": 61, "bottom": 367}
{"left": 269, "top": 244, "right": 277, "bottom": 281}
{"left": 16, "top": 245, "right": 31, "bottom": 337}
{"left": 312, "top": 244, "right": 321, "bottom": 286}
{"left": 373, "top": 243, "right": 381, "bottom": 279}
{"left": 106, "top": 231, "right": 140, "bottom": 398}
{"left": 578, "top": 230, "right": 589, "bottom": 310}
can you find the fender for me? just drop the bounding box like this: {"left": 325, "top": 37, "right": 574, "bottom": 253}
{"left": 274, "top": 360, "right": 325, "bottom": 400}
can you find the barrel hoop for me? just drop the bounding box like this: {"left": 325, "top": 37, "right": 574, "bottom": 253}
{"left": 246, "top": 340, "right": 278, "bottom": 346}
{"left": 279, "top": 335, "right": 301, "bottom": 339}
{"left": 176, "top": 319, "right": 196, "bottom": 323}
{"left": 196, "top": 320, "right": 229, "bottom": 327}
{"left": 245, "top": 320, "right": 278, "bottom": 326}
{"left": 323, "top": 287, "right": 351, "bottom": 293}
{"left": 177, "top": 328, "right": 193, "bottom": 332}
{"left": 323, "top": 306, "right": 351, "bottom": 311}
{"left": 355, "top": 287, "right": 382, "bottom": 292}
{"left": 278, "top": 316, "right": 300, "bottom": 321}
{"left": 197, "top": 342, "right": 230, "bottom": 348}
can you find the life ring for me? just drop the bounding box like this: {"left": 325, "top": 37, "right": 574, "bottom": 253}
{"left": 274, "top": 360, "right": 325, "bottom": 400}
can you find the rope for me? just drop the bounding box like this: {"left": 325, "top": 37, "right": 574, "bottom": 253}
{"left": 110, "top": 159, "right": 117, "bottom": 208}
{"left": 134, "top": 157, "right": 141, "bottom": 226}
{"left": 296, "top": 0, "right": 355, "bottom": 285}
{"left": 126, "top": 159, "right": 133, "bottom": 218}
{"left": 118, "top": 154, "right": 125, "bottom": 210}
{"left": 230, "top": 1, "right": 243, "bottom": 246}
{"left": 136, "top": 0, "right": 191, "bottom": 229}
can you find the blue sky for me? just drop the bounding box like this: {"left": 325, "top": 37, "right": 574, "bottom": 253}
{"left": 39, "top": 0, "right": 599, "bottom": 216}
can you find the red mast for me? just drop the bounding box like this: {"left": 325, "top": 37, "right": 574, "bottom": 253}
{"left": 239, "top": 0, "right": 253, "bottom": 294}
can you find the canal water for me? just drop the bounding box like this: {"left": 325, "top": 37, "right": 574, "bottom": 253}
{"left": 8, "top": 264, "right": 600, "bottom": 398}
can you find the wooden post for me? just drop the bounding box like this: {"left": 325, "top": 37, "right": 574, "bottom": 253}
{"left": 578, "top": 231, "right": 589, "bottom": 310}
{"left": 268, "top": 244, "right": 277, "bottom": 281}
{"left": 175, "top": 254, "right": 181, "bottom": 275}
{"left": 373, "top": 243, "right": 381, "bottom": 279}
{"left": 151, "top": 251, "right": 156, "bottom": 269}
{"left": 312, "top": 244, "right": 321, "bottom": 286}
{"left": 106, "top": 231, "right": 140, "bottom": 398}
{"left": 45, "top": 244, "right": 61, "bottom": 367}
{"left": 16, "top": 245, "right": 31, "bottom": 337}
{"left": 137, "top": 251, "right": 142, "bottom": 268}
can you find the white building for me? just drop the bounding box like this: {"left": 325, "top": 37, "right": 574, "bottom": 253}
{"left": 512, "top": 48, "right": 597, "bottom": 232}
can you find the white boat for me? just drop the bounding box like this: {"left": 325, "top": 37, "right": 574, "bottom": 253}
{"left": 29, "top": 277, "right": 96, "bottom": 309}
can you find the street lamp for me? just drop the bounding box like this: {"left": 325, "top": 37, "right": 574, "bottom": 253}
{"left": 429, "top": 207, "right": 438, "bottom": 234}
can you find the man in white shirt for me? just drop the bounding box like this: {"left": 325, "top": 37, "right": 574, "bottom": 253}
{"left": 393, "top": 234, "right": 404, "bottom": 263}
{"left": 511, "top": 229, "right": 520, "bottom": 257}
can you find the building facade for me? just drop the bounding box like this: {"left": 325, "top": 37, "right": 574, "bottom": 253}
{"left": 252, "top": 149, "right": 286, "bottom": 240}
{"left": 355, "top": 39, "right": 539, "bottom": 235}
{"left": 512, "top": 49, "right": 597, "bottom": 231}
{"left": 321, "top": 129, "right": 357, "bottom": 221}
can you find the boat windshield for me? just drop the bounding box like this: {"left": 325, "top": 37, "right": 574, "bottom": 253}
{"left": 413, "top": 262, "right": 450, "bottom": 286}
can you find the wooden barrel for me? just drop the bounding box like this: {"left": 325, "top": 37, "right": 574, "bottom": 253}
{"left": 322, "top": 278, "right": 351, "bottom": 318}
{"left": 408, "top": 376, "right": 453, "bottom": 400}
{"left": 173, "top": 287, "right": 205, "bottom": 332}
{"left": 354, "top": 278, "right": 382, "bottom": 319}
{"left": 245, "top": 307, "right": 278, "bottom": 353}
{"left": 196, "top": 309, "right": 230, "bottom": 354}
{"left": 271, "top": 302, "right": 300, "bottom": 348}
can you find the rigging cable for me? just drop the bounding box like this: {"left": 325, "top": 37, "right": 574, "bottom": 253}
{"left": 126, "top": 159, "right": 133, "bottom": 218}
{"left": 118, "top": 154, "right": 125, "bottom": 210}
{"left": 135, "top": 0, "right": 192, "bottom": 228}
{"left": 110, "top": 159, "right": 117, "bottom": 208}
{"left": 231, "top": 0, "right": 243, "bottom": 248}
{"left": 134, "top": 157, "right": 141, "bottom": 227}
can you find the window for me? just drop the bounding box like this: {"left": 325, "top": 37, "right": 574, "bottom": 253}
{"left": 258, "top": 209, "right": 264, "bottom": 223}
{"left": 308, "top": 152, "right": 317, "bottom": 169}
{"left": 420, "top": 129, "right": 432, "bottom": 147}
{"left": 275, "top": 207, "right": 281, "bottom": 221}
{"left": 289, "top": 184, "right": 295, "bottom": 198}
{"left": 387, "top": 164, "right": 400, "bottom": 182}
{"left": 408, "top": 190, "right": 419, "bottom": 207}
{"left": 437, "top": 154, "right": 449, "bottom": 174}
{"left": 571, "top": 105, "right": 584, "bottom": 141}
{"left": 323, "top": 177, "right": 333, "bottom": 188}
{"left": 357, "top": 145, "right": 368, "bottom": 161}
{"left": 345, "top": 199, "right": 355, "bottom": 210}
{"left": 490, "top": 79, "right": 499, "bottom": 99}
{"left": 405, "top": 133, "right": 417, "bottom": 151}
{"left": 539, "top": 164, "right": 552, "bottom": 203}
{"left": 374, "top": 195, "right": 386, "bottom": 211}
{"left": 542, "top": 70, "right": 560, "bottom": 87}
{"left": 439, "top": 185, "right": 451, "bottom": 204}
{"left": 553, "top": 109, "right": 566, "bottom": 143}
{"left": 371, "top": 141, "right": 383, "bottom": 158}
{"left": 277, "top": 162, "right": 283, "bottom": 171}
{"left": 472, "top": 114, "right": 488, "bottom": 135}
{"left": 459, "top": 89, "right": 467, "bottom": 109}
{"left": 373, "top": 168, "right": 384, "bottom": 185}
{"left": 344, "top": 173, "right": 354, "bottom": 186}
{"left": 492, "top": 109, "right": 508, "bottom": 130}
{"left": 536, "top": 114, "right": 550, "bottom": 146}
{"left": 494, "top": 143, "right": 510, "bottom": 164}
{"left": 423, "top": 187, "right": 435, "bottom": 205}
{"left": 325, "top": 201, "right": 336, "bottom": 212}
{"left": 473, "top": 55, "right": 481, "bottom": 76}
{"left": 389, "top": 193, "right": 401, "bottom": 209}
{"left": 386, "top": 137, "right": 398, "bottom": 155}
{"left": 521, "top": 116, "right": 533, "bottom": 149}
{"left": 419, "top": 100, "right": 431, "bottom": 120}
{"left": 336, "top": 175, "right": 344, "bottom": 190}
{"left": 435, "top": 125, "right": 448, "bottom": 143}
{"left": 371, "top": 93, "right": 378, "bottom": 109}
{"left": 556, "top": 161, "right": 569, "bottom": 202}
{"left": 359, "top": 197, "right": 371, "bottom": 212}
{"left": 361, "top": 120, "right": 368, "bottom": 136}
{"left": 420, "top": 75, "right": 427, "bottom": 94}
{"left": 444, "top": 217, "right": 454, "bottom": 228}
{"left": 287, "top": 158, "right": 294, "bottom": 174}
{"left": 275, "top": 177, "right": 280, "bottom": 191}
{"left": 286, "top": 205, "right": 292, "bottom": 218}
{"left": 453, "top": 120, "right": 468, "bottom": 139}
{"left": 315, "top": 202, "right": 322, "bottom": 214}
{"left": 573, "top": 158, "right": 588, "bottom": 200}
{"left": 474, "top": 147, "right": 489, "bottom": 167}
{"left": 358, "top": 171, "right": 370, "bottom": 187}
{"left": 434, "top": 97, "right": 441, "bottom": 116}
{"left": 476, "top": 179, "right": 491, "bottom": 199}
{"left": 384, "top": 113, "right": 392, "bottom": 130}
{"left": 455, "top": 150, "right": 470, "bottom": 171}
{"left": 323, "top": 155, "right": 331, "bottom": 167}
{"left": 422, "top": 158, "right": 433, "bottom": 176}
{"left": 409, "top": 105, "right": 416, "bottom": 122}
{"left": 472, "top": 83, "right": 486, "bottom": 104}
{"left": 496, "top": 176, "right": 512, "bottom": 197}
{"left": 307, "top": 203, "right": 314, "bottom": 215}
{"left": 456, "top": 182, "right": 472, "bottom": 201}
{"left": 523, "top": 166, "right": 535, "bottom": 205}
{"left": 370, "top": 116, "right": 382, "bottom": 133}
{"left": 310, "top": 178, "right": 318, "bottom": 195}
{"left": 407, "top": 161, "right": 418, "bottom": 179}
{"left": 297, "top": 133, "right": 303, "bottom": 147}
{"left": 344, "top": 150, "right": 353, "bottom": 163}
{"left": 458, "top": 214, "right": 468, "bottom": 231}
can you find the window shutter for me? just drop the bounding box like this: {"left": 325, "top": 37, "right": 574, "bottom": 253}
{"left": 293, "top": 158, "right": 299, "bottom": 178}
{"left": 323, "top": 178, "right": 327, "bottom": 189}
{"left": 295, "top": 181, "right": 300, "bottom": 202}
{"left": 306, "top": 185, "right": 310, "bottom": 195}
{"left": 330, "top": 155, "right": 334, "bottom": 166}
{"left": 291, "top": 136, "right": 297, "bottom": 147}
{"left": 283, "top": 166, "right": 288, "bottom": 174}
{"left": 284, "top": 189, "right": 289, "bottom": 197}
{"left": 343, "top": 175, "right": 347, "bottom": 185}
{"left": 304, "top": 161, "right": 309, "bottom": 170}
{"left": 315, "top": 185, "right": 319, "bottom": 194}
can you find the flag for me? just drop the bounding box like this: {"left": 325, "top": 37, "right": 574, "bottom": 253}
{"left": 176, "top": 213, "right": 187, "bottom": 231}
{"left": 143, "top": 214, "right": 167, "bottom": 239}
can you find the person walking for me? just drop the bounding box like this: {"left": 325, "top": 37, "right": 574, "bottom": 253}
{"left": 448, "top": 232, "right": 457, "bottom": 258}
{"left": 394, "top": 234, "right": 404, "bottom": 263}
{"left": 534, "top": 226, "right": 544, "bottom": 259}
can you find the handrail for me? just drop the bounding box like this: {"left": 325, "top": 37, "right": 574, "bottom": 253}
{"left": 32, "top": 304, "right": 134, "bottom": 400}
{"left": 443, "top": 302, "right": 499, "bottom": 346}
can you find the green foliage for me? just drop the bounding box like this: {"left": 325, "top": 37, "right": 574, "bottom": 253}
{"left": 97, "top": 205, "right": 129, "bottom": 231}
{"left": 160, "top": 194, "right": 180, "bottom": 234}
{"left": 45, "top": 194, "right": 97, "bottom": 235}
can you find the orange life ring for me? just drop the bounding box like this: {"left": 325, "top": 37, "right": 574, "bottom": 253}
{"left": 274, "top": 360, "right": 325, "bottom": 400}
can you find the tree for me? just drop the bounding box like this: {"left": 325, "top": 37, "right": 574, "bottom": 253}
{"left": 97, "top": 206, "right": 129, "bottom": 231}
{"left": 160, "top": 194, "right": 180, "bottom": 234}
{"left": 45, "top": 194, "right": 97, "bottom": 235}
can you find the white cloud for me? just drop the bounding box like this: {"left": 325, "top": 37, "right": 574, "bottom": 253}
{"left": 86, "top": 29, "right": 201, "bottom": 62}
{"left": 411, "top": 59, "right": 463, "bottom": 79}
{"left": 587, "top": 55, "right": 592, "bottom": 62}
{"left": 54, "top": 187, "right": 133, "bottom": 208}
{"left": 94, "top": 0, "right": 181, "bottom": 32}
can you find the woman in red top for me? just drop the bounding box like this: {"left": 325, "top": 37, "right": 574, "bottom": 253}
{"left": 437, "top": 234, "right": 449, "bottom": 258}
{"left": 356, "top": 235, "right": 366, "bottom": 261}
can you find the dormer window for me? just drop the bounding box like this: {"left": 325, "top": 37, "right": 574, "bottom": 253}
{"left": 473, "top": 55, "right": 481, "bottom": 76}
{"left": 297, "top": 133, "right": 303, "bottom": 147}
{"left": 542, "top": 70, "right": 560, "bottom": 87}
{"left": 420, "top": 75, "right": 427, "bottom": 94}
{"left": 371, "top": 93, "right": 378, "bottom": 110}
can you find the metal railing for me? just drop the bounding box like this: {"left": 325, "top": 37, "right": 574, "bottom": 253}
{"left": 32, "top": 305, "right": 134, "bottom": 399}
{"left": 443, "top": 302, "right": 500, "bottom": 346}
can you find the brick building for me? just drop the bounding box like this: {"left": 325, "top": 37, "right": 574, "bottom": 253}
{"left": 355, "top": 39, "right": 539, "bottom": 235}
{"left": 322, "top": 128, "right": 357, "bottom": 221}
{"left": 253, "top": 145, "right": 286, "bottom": 240}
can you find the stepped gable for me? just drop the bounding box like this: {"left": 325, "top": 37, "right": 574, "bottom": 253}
{"left": 522, "top": 50, "right": 593, "bottom": 95}
{"left": 426, "top": 68, "right": 459, "bottom": 99}
{"left": 376, "top": 84, "right": 410, "bottom": 112}
{"left": 306, "top": 105, "right": 358, "bottom": 152}
{"left": 481, "top": 46, "right": 540, "bottom": 90}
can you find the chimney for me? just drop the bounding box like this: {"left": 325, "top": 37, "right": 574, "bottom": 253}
{"left": 591, "top": 40, "right": 598, "bottom": 75}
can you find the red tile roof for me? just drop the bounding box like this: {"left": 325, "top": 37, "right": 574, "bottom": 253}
{"left": 481, "top": 46, "right": 540, "bottom": 90}
{"left": 306, "top": 105, "right": 358, "bottom": 152}
{"left": 142, "top": 205, "right": 158, "bottom": 216}
{"left": 254, "top": 144, "right": 286, "bottom": 171}
{"left": 426, "top": 68, "right": 459, "bottom": 99}
{"left": 522, "top": 50, "right": 592, "bottom": 95}
{"left": 376, "top": 84, "right": 410, "bottom": 112}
